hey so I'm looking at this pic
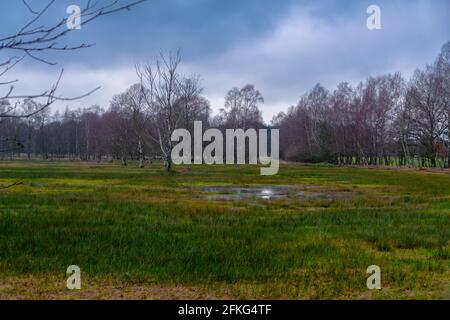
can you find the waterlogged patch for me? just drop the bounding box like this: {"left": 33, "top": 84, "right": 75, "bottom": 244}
{"left": 202, "top": 185, "right": 355, "bottom": 202}
{"left": 204, "top": 186, "right": 291, "bottom": 200}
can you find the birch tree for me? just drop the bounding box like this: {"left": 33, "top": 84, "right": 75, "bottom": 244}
{"left": 136, "top": 52, "right": 206, "bottom": 171}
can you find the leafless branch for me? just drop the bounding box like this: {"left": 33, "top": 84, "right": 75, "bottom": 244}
{"left": 0, "top": 0, "right": 145, "bottom": 121}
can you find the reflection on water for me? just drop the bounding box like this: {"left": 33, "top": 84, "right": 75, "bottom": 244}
{"left": 260, "top": 188, "right": 273, "bottom": 200}
{"left": 204, "top": 186, "right": 289, "bottom": 200}
{"left": 203, "top": 186, "right": 354, "bottom": 201}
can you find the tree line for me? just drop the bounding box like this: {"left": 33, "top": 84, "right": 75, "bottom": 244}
{"left": 1, "top": 42, "right": 449, "bottom": 168}
{"left": 273, "top": 42, "right": 449, "bottom": 167}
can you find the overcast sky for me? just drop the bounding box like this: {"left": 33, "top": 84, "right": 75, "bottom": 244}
{"left": 1, "top": 0, "right": 449, "bottom": 121}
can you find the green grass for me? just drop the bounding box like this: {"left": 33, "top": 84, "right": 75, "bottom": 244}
{"left": 0, "top": 160, "right": 449, "bottom": 299}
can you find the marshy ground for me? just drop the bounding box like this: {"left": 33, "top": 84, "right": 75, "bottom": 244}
{"left": 0, "top": 161, "right": 449, "bottom": 299}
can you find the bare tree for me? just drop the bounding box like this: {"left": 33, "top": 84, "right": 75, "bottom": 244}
{"left": 221, "top": 84, "right": 264, "bottom": 130}
{"left": 408, "top": 66, "right": 447, "bottom": 166}
{"left": 111, "top": 84, "right": 148, "bottom": 167}
{"left": 136, "top": 52, "right": 206, "bottom": 171}
{"left": 179, "top": 76, "right": 210, "bottom": 132}
{"left": 393, "top": 93, "right": 415, "bottom": 166}
{"left": 434, "top": 42, "right": 450, "bottom": 167}
{"left": 329, "top": 82, "right": 356, "bottom": 164}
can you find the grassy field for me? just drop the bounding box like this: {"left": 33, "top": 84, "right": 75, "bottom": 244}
{"left": 0, "top": 160, "right": 449, "bottom": 299}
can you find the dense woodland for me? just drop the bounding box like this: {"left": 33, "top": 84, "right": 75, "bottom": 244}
{"left": 1, "top": 42, "right": 449, "bottom": 168}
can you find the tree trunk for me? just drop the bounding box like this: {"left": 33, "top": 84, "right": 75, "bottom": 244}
{"left": 138, "top": 138, "right": 144, "bottom": 168}
{"left": 448, "top": 109, "right": 450, "bottom": 167}
{"left": 165, "top": 154, "right": 172, "bottom": 171}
